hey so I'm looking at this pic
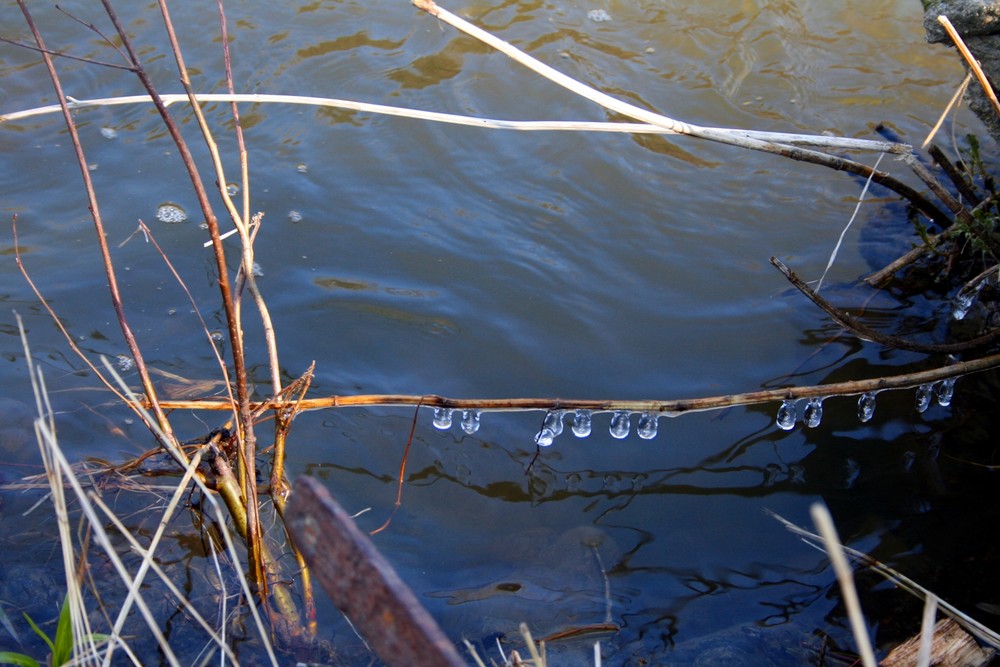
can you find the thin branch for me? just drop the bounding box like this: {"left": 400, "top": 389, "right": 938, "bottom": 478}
{"left": 773, "top": 256, "right": 1000, "bottom": 353}
{"left": 0, "top": 93, "right": 902, "bottom": 151}
{"left": 145, "top": 349, "right": 1000, "bottom": 416}
{"left": 16, "top": 0, "right": 185, "bottom": 463}
{"left": 938, "top": 15, "right": 1000, "bottom": 118}
{"left": 0, "top": 37, "right": 135, "bottom": 71}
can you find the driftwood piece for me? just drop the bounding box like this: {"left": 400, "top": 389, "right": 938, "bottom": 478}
{"left": 285, "top": 476, "right": 465, "bottom": 667}
{"left": 882, "top": 618, "right": 995, "bottom": 667}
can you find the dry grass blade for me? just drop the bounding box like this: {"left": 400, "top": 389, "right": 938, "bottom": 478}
{"left": 937, "top": 15, "right": 1000, "bottom": 118}
{"left": 769, "top": 509, "right": 1000, "bottom": 650}
{"left": 809, "top": 503, "right": 877, "bottom": 667}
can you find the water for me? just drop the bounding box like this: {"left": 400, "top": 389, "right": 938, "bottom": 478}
{"left": 1, "top": 1, "right": 997, "bottom": 664}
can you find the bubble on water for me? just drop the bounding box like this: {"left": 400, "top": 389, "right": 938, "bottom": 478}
{"left": 210, "top": 330, "right": 224, "bottom": 342}
{"left": 609, "top": 410, "right": 630, "bottom": 439}
{"left": 915, "top": 384, "right": 933, "bottom": 413}
{"left": 116, "top": 354, "right": 134, "bottom": 372}
{"left": 542, "top": 410, "right": 564, "bottom": 437}
{"left": 226, "top": 182, "right": 240, "bottom": 196}
{"left": 804, "top": 398, "right": 824, "bottom": 428}
{"left": 156, "top": 202, "right": 187, "bottom": 224}
{"left": 432, "top": 408, "right": 453, "bottom": 430}
{"left": 572, "top": 409, "right": 592, "bottom": 437}
{"left": 288, "top": 210, "right": 303, "bottom": 223}
{"left": 775, "top": 400, "right": 796, "bottom": 431}
{"left": 935, "top": 378, "right": 956, "bottom": 407}
{"left": 100, "top": 126, "right": 118, "bottom": 139}
{"left": 587, "top": 8, "right": 612, "bottom": 22}
{"left": 636, "top": 411, "right": 658, "bottom": 440}
{"left": 858, "top": 391, "right": 876, "bottom": 423}
{"left": 296, "top": 163, "right": 308, "bottom": 174}
{"left": 461, "top": 410, "right": 481, "bottom": 434}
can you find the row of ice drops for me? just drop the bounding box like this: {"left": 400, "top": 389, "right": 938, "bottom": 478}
{"left": 428, "top": 377, "right": 958, "bottom": 443}
{"left": 431, "top": 407, "right": 657, "bottom": 445}
{"left": 775, "top": 377, "right": 956, "bottom": 431}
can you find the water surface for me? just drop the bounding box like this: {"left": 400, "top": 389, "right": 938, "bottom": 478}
{"left": 2, "top": 1, "right": 996, "bottom": 664}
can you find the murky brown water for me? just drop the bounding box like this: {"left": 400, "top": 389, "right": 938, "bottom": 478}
{"left": 2, "top": 1, "right": 997, "bottom": 664}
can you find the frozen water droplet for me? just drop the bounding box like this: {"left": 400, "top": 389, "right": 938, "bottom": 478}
{"left": 156, "top": 202, "right": 187, "bottom": 224}
{"left": 776, "top": 400, "right": 796, "bottom": 431}
{"left": 543, "top": 410, "right": 564, "bottom": 437}
{"left": 432, "top": 408, "right": 453, "bottom": 430}
{"left": 609, "top": 411, "right": 630, "bottom": 439}
{"left": 858, "top": 392, "right": 876, "bottom": 423}
{"left": 461, "top": 410, "right": 481, "bottom": 434}
{"left": 572, "top": 410, "right": 592, "bottom": 437}
{"left": 935, "top": 378, "right": 956, "bottom": 407}
{"left": 535, "top": 427, "right": 555, "bottom": 447}
{"left": 116, "top": 354, "right": 134, "bottom": 372}
{"left": 952, "top": 282, "right": 984, "bottom": 320}
{"left": 288, "top": 210, "right": 303, "bottom": 223}
{"left": 587, "top": 8, "right": 612, "bottom": 22}
{"left": 100, "top": 126, "right": 118, "bottom": 139}
{"left": 915, "top": 384, "right": 933, "bottom": 413}
{"left": 637, "top": 412, "right": 658, "bottom": 440}
{"left": 804, "top": 398, "right": 824, "bottom": 428}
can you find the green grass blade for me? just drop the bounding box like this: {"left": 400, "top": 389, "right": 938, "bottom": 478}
{"left": 0, "top": 651, "right": 42, "bottom": 667}
{"left": 20, "top": 613, "right": 54, "bottom": 657}
{"left": 51, "top": 596, "right": 72, "bottom": 667}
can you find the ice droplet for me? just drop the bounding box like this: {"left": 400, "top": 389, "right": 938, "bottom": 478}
{"left": 858, "top": 392, "right": 876, "bottom": 423}
{"left": 432, "top": 408, "right": 453, "bottom": 430}
{"left": 156, "top": 202, "right": 187, "bottom": 224}
{"left": 804, "top": 398, "right": 824, "bottom": 428}
{"left": 535, "top": 427, "right": 555, "bottom": 447}
{"left": 935, "top": 378, "right": 956, "bottom": 407}
{"left": 952, "top": 281, "right": 984, "bottom": 320}
{"left": 572, "top": 410, "right": 592, "bottom": 437}
{"left": 636, "top": 412, "right": 658, "bottom": 440}
{"left": 461, "top": 410, "right": 481, "bottom": 434}
{"left": 776, "top": 400, "right": 796, "bottom": 431}
{"left": 609, "top": 411, "right": 630, "bottom": 439}
{"left": 543, "top": 410, "right": 564, "bottom": 437}
{"left": 915, "top": 384, "right": 933, "bottom": 413}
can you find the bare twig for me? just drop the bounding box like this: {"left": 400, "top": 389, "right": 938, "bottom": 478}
{"left": 938, "top": 15, "right": 1000, "bottom": 118}
{"left": 15, "top": 0, "right": 185, "bottom": 463}
{"left": 772, "top": 256, "right": 1000, "bottom": 353}
{"left": 145, "top": 349, "right": 1000, "bottom": 418}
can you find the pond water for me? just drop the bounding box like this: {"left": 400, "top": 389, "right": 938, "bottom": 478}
{"left": 2, "top": 0, "right": 998, "bottom": 665}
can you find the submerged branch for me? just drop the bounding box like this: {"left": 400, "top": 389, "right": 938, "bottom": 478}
{"left": 772, "top": 257, "right": 1000, "bottom": 353}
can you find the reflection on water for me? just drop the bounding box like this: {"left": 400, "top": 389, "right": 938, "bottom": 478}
{"left": 1, "top": 0, "right": 997, "bottom": 664}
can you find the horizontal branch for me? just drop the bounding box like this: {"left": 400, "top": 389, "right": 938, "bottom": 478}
{"left": 0, "top": 92, "right": 901, "bottom": 152}
{"left": 146, "top": 350, "right": 1000, "bottom": 416}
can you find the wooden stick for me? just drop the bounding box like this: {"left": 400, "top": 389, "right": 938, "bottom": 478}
{"left": 937, "top": 15, "right": 1000, "bottom": 119}
{"left": 144, "top": 349, "right": 1000, "bottom": 416}
{"left": 0, "top": 92, "right": 902, "bottom": 152}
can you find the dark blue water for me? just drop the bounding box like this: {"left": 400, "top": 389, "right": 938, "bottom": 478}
{"left": 2, "top": 1, "right": 997, "bottom": 664}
